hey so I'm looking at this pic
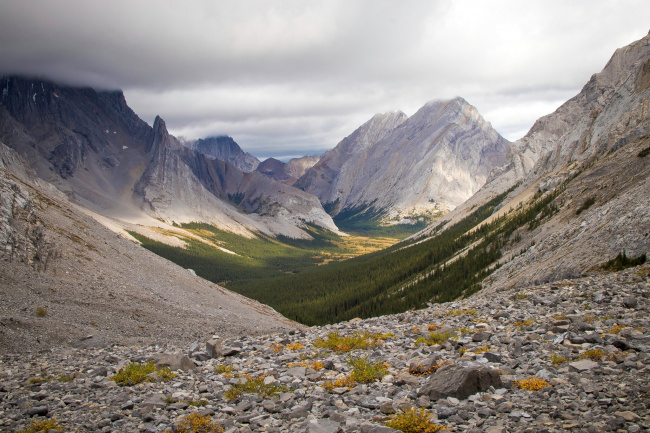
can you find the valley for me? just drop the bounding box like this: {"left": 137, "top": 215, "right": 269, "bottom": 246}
{"left": 0, "top": 15, "right": 649, "bottom": 433}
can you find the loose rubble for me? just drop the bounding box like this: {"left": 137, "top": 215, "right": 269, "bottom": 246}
{"left": 1, "top": 267, "right": 649, "bottom": 432}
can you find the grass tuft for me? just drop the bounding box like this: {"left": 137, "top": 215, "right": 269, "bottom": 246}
{"left": 224, "top": 373, "right": 287, "bottom": 401}
{"left": 348, "top": 356, "right": 388, "bottom": 384}
{"left": 415, "top": 331, "right": 453, "bottom": 346}
{"left": 385, "top": 407, "right": 446, "bottom": 432}
{"left": 550, "top": 353, "right": 568, "bottom": 366}
{"left": 174, "top": 412, "right": 224, "bottom": 433}
{"left": 15, "top": 419, "right": 64, "bottom": 433}
{"left": 579, "top": 349, "right": 604, "bottom": 362}
{"left": 110, "top": 361, "right": 178, "bottom": 386}
{"left": 512, "top": 377, "right": 551, "bottom": 390}
{"left": 313, "top": 331, "right": 392, "bottom": 353}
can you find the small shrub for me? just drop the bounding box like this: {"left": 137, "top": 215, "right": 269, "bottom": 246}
{"left": 156, "top": 366, "right": 178, "bottom": 382}
{"left": 286, "top": 342, "right": 304, "bottom": 351}
{"left": 323, "top": 375, "right": 356, "bottom": 392}
{"left": 514, "top": 319, "right": 533, "bottom": 329}
{"left": 415, "top": 331, "right": 453, "bottom": 346}
{"left": 175, "top": 412, "right": 224, "bottom": 433}
{"left": 287, "top": 360, "right": 324, "bottom": 371}
{"left": 188, "top": 399, "right": 208, "bottom": 407}
{"left": 15, "top": 419, "right": 64, "bottom": 433}
{"left": 111, "top": 361, "right": 157, "bottom": 386}
{"left": 458, "top": 327, "right": 474, "bottom": 335}
{"left": 224, "top": 373, "right": 287, "bottom": 401}
{"left": 514, "top": 293, "right": 529, "bottom": 300}
{"left": 512, "top": 377, "right": 551, "bottom": 390}
{"left": 313, "top": 331, "right": 391, "bottom": 353}
{"left": 385, "top": 407, "right": 446, "bottom": 432}
{"left": 576, "top": 196, "right": 596, "bottom": 215}
{"left": 475, "top": 345, "right": 490, "bottom": 354}
{"left": 215, "top": 364, "right": 234, "bottom": 374}
{"left": 551, "top": 354, "right": 568, "bottom": 366}
{"left": 444, "top": 308, "right": 478, "bottom": 317}
{"left": 427, "top": 324, "right": 441, "bottom": 331}
{"left": 270, "top": 343, "right": 284, "bottom": 353}
{"left": 348, "top": 356, "right": 388, "bottom": 384}
{"left": 409, "top": 359, "right": 451, "bottom": 376}
{"left": 35, "top": 307, "right": 48, "bottom": 318}
{"left": 579, "top": 349, "right": 604, "bottom": 362}
{"left": 606, "top": 324, "right": 624, "bottom": 335}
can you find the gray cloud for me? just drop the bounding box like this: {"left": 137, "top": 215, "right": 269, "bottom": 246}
{"left": 1, "top": 0, "right": 648, "bottom": 159}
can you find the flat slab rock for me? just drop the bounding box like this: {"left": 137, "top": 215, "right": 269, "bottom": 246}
{"left": 418, "top": 365, "right": 503, "bottom": 400}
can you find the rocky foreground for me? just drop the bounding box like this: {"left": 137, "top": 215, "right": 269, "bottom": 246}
{"left": 1, "top": 266, "right": 649, "bottom": 433}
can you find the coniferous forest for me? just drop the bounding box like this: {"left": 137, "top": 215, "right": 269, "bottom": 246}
{"left": 131, "top": 180, "right": 570, "bottom": 326}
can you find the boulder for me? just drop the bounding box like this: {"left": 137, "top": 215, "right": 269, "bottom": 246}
{"left": 417, "top": 366, "right": 502, "bottom": 401}
{"left": 149, "top": 353, "right": 196, "bottom": 371}
{"left": 206, "top": 337, "right": 222, "bottom": 358}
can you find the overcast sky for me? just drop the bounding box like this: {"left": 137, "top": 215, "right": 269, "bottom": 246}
{"left": 1, "top": 1, "right": 648, "bottom": 161}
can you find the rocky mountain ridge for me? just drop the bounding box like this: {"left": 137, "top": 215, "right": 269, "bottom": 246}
{"left": 188, "top": 136, "right": 260, "bottom": 173}
{"left": 0, "top": 140, "right": 299, "bottom": 355}
{"left": 411, "top": 31, "right": 650, "bottom": 290}
{"left": 0, "top": 76, "right": 338, "bottom": 239}
{"left": 296, "top": 99, "right": 510, "bottom": 223}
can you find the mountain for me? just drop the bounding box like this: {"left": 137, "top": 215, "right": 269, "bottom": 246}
{"left": 415, "top": 30, "right": 650, "bottom": 289}
{"left": 188, "top": 135, "right": 260, "bottom": 172}
{"left": 285, "top": 155, "right": 320, "bottom": 178}
{"left": 0, "top": 76, "right": 339, "bottom": 239}
{"left": 295, "top": 99, "right": 510, "bottom": 224}
{"left": 0, "top": 140, "right": 298, "bottom": 352}
{"left": 228, "top": 32, "right": 650, "bottom": 326}
{"left": 256, "top": 155, "right": 320, "bottom": 185}
{"left": 256, "top": 157, "right": 292, "bottom": 182}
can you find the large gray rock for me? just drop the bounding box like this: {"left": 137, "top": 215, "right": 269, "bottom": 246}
{"left": 206, "top": 338, "right": 222, "bottom": 358}
{"left": 417, "top": 366, "right": 502, "bottom": 401}
{"left": 149, "top": 353, "right": 196, "bottom": 371}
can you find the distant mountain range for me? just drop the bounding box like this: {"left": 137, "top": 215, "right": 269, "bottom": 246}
{"left": 295, "top": 98, "right": 510, "bottom": 224}
{"left": 1, "top": 30, "right": 648, "bottom": 335}
{"left": 0, "top": 77, "right": 339, "bottom": 239}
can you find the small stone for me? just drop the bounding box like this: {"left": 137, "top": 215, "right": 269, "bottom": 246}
{"left": 614, "top": 410, "right": 640, "bottom": 422}
{"left": 308, "top": 419, "right": 341, "bottom": 433}
{"left": 569, "top": 359, "right": 599, "bottom": 372}
{"left": 359, "top": 424, "right": 401, "bottom": 433}
{"left": 379, "top": 402, "right": 396, "bottom": 414}
{"left": 23, "top": 405, "right": 48, "bottom": 417}
{"left": 622, "top": 297, "right": 638, "bottom": 308}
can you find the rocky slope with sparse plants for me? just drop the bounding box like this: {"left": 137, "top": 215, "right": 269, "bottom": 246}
{"left": 1, "top": 265, "right": 648, "bottom": 433}
{"left": 0, "top": 140, "right": 299, "bottom": 355}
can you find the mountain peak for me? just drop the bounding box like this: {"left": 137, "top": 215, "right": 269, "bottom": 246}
{"left": 152, "top": 115, "right": 168, "bottom": 135}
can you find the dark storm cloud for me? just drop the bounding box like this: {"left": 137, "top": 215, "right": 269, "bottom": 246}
{"left": 1, "top": 0, "right": 649, "bottom": 158}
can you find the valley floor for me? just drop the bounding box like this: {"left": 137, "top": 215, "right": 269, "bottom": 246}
{"left": 1, "top": 266, "right": 648, "bottom": 433}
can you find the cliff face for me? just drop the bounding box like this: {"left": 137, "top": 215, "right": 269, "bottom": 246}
{"left": 296, "top": 100, "right": 510, "bottom": 222}
{"left": 0, "top": 77, "right": 339, "bottom": 239}
{"left": 190, "top": 135, "right": 260, "bottom": 173}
